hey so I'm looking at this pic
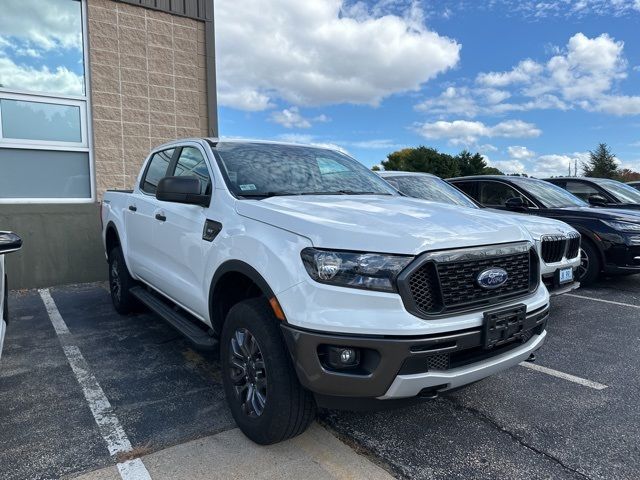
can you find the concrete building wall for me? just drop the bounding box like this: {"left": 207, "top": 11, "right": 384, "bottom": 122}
{"left": 1, "top": 204, "right": 105, "bottom": 290}
{"left": 88, "top": 0, "right": 208, "bottom": 197}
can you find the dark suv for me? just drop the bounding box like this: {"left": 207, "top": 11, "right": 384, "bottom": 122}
{"left": 545, "top": 177, "right": 640, "bottom": 210}
{"left": 449, "top": 175, "right": 640, "bottom": 285}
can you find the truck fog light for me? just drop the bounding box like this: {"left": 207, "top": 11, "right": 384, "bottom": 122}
{"left": 327, "top": 346, "right": 360, "bottom": 369}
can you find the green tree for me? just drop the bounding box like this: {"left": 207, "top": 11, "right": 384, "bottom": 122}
{"left": 371, "top": 165, "right": 381, "bottom": 171}
{"left": 583, "top": 143, "right": 619, "bottom": 179}
{"left": 381, "top": 146, "right": 460, "bottom": 178}
{"left": 455, "top": 150, "right": 503, "bottom": 176}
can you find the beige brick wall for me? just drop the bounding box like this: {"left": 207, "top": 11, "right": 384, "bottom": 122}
{"left": 87, "top": 0, "right": 208, "bottom": 197}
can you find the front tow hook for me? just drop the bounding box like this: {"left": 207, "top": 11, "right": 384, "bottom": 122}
{"left": 525, "top": 353, "right": 537, "bottom": 363}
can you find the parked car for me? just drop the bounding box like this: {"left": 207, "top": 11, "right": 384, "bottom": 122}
{"left": 378, "top": 171, "right": 581, "bottom": 295}
{"left": 627, "top": 181, "right": 640, "bottom": 191}
{"left": 544, "top": 177, "right": 640, "bottom": 210}
{"left": 102, "top": 139, "right": 550, "bottom": 444}
{"left": 1, "top": 232, "right": 23, "bottom": 361}
{"left": 449, "top": 175, "right": 640, "bottom": 285}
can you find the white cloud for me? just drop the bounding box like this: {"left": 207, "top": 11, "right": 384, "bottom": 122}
{"left": 507, "top": 146, "right": 536, "bottom": 159}
{"left": 270, "top": 107, "right": 331, "bottom": 128}
{"left": 215, "top": 0, "right": 461, "bottom": 111}
{"left": 0, "top": 57, "right": 83, "bottom": 95}
{"left": 347, "top": 139, "right": 405, "bottom": 149}
{"left": 418, "top": 33, "right": 640, "bottom": 118}
{"left": 413, "top": 119, "right": 541, "bottom": 145}
{"left": 477, "top": 59, "right": 543, "bottom": 87}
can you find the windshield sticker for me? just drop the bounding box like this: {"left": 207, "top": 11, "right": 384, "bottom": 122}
{"left": 239, "top": 184, "right": 257, "bottom": 191}
{"left": 317, "top": 157, "right": 350, "bottom": 175}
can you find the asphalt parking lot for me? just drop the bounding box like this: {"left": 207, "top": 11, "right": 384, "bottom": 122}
{"left": 1, "top": 277, "right": 639, "bottom": 480}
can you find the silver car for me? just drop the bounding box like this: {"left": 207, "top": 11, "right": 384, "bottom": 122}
{"left": 1, "top": 232, "right": 22, "bottom": 361}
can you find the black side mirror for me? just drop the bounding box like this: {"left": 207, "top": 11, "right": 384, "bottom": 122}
{"left": 588, "top": 195, "right": 607, "bottom": 207}
{"left": 156, "top": 176, "right": 210, "bottom": 207}
{"left": 505, "top": 197, "right": 527, "bottom": 211}
{"left": 0, "top": 232, "right": 22, "bottom": 254}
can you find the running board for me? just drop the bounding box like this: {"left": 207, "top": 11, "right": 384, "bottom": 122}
{"left": 130, "top": 286, "right": 217, "bottom": 349}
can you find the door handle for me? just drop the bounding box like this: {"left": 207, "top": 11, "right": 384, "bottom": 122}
{"left": 155, "top": 213, "right": 166, "bottom": 222}
{"left": 128, "top": 205, "right": 137, "bottom": 212}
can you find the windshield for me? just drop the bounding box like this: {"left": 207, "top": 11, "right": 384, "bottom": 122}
{"left": 214, "top": 142, "right": 397, "bottom": 197}
{"left": 597, "top": 179, "right": 640, "bottom": 203}
{"left": 511, "top": 178, "right": 588, "bottom": 208}
{"left": 386, "top": 175, "right": 478, "bottom": 208}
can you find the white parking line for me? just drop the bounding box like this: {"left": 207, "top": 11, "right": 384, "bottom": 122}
{"left": 39, "top": 289, "right": 152, "bottom": 480}
{"left": 564, "top": 293, "right": 640, "bottom": 309}
{"left": 520, "top": 362, "right": 608, "bottom": 390}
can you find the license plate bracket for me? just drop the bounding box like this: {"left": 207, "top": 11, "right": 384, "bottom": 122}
{"left": 558, "top": 267, "right": 573, "bottom": 284}
{"left": 483, "top": 304, "right": 527, "bottom": 349}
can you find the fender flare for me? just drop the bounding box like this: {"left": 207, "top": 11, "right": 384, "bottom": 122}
{"left": 572, "top": 226, "right": 606, "bottom": 265}
{"left": 208, "top": 260, "right": 277, "bottom": 330}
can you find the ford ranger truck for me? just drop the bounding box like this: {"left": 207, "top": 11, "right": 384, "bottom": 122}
{"left": 101, "top": 139, "right": 550, "bottom": 444}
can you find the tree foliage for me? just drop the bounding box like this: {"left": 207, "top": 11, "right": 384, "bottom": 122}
{"left": 582, "top": 143, "right": 619, "bottom": 179}
{"left": 381, "top": 146, "right": 503, "bottom": 178}
{"left": 619, "top": 168, "right": 640, "bottom": 182}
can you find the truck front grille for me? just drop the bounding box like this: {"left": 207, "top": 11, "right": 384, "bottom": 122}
{"left": 398, "top": 242, "right": 538, "bottom": 318}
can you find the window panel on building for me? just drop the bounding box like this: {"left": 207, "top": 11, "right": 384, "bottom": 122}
{"left": 0, "top": 99, "right": 82, "bottom": 143}
{"left": 0, "top": 0, "right": 90, "bottom": 201}
{"left": 0, "top": 0, "right": 85, "bottom": 97}
{"left": 0, "top": 148, "right": 90, "bottom": 198}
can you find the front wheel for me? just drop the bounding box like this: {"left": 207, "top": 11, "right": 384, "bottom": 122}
{"left": 221, "top": 298, "right": 316, "bottom": 444}
{"left": 577, "top": 239, "right": 600, "bottom": 286}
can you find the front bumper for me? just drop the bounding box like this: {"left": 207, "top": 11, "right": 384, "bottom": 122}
{"left": 281, "top": 305, "right": 548, "bottom": 400}
{"left": 542, "top": 267, "right": 580, "bottom": 296}
{"left": 603, "top": 237, "right": 640, "bottom": 274}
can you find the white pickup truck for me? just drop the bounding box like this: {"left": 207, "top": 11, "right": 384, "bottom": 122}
{"left": 101, "top": 139, "right": 550, "bottom": 444}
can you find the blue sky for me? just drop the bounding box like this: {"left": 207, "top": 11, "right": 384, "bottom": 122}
{"left": 215, "top": 0, "right": 640, "bottom": 177}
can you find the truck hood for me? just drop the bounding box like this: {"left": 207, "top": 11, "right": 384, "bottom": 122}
{"left": 236, "top": 195, "right": 532, "bottom": 255}
{"left": 488, "top": 209, "right": 578, "bottom": 239}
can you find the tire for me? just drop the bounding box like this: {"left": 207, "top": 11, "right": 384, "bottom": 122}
{"left": 108, "top": 247, "right": 138, "bottom": 314}
{"left": 577, "top": 238, "right": 601, "bottom": 286}
{"left": 221, "top": 297, "right": 316, "bottom": 444}
{"left": 3, "top": 275, "right": 8, "bottom": 324}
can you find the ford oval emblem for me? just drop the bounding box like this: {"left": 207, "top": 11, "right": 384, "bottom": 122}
{"left": 477, "top": 268, "right": 509, "bottom": 290}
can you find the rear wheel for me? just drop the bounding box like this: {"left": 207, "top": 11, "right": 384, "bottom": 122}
{"left": 221, "top": 298, "right": 316, "bottom": 444}
{"left": 108, "top": 247, "right": 138, "bottom": 314}
{"left": 577, "top": 239, "right": 600, "bottom": 286}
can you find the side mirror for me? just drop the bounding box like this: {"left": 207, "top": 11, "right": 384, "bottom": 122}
{"left": 505, "top": 197, "right": 527, "bottom": 211}
{"left": 156, "top": 176, "right": 210, "bottom": 207}
{"left": 0, "top": 232, "right": 22, "bottom": 254}
{"left": 588, "top": 195, "right": 607, "bottom": 207}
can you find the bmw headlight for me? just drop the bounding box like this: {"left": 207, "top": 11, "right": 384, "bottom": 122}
{"left": 601, "top": 220, "right": 640, "bottom": 233}
{"left": 300, "top": 248, "right": 413, "bottom": 292}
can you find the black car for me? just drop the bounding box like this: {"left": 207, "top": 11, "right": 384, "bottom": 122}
{"left": 544, "top": 177, "right": 640, "bottom": 210}
{"left": 448, "top": 175, "right": 640, "bottom": 285}
{"left": 627, "top": 181, "right": 640, "bottom": 192}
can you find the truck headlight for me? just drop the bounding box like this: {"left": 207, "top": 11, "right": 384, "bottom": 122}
{"left": 601, "top": 220, "right": 640, "bottom": 233}
{"left": 301, "top": 248, "right": 413, "bottom": 292}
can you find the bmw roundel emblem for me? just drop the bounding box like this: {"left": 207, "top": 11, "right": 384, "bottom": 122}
{"left": 477, "top": 268, "right": 509, "bottom": 289}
